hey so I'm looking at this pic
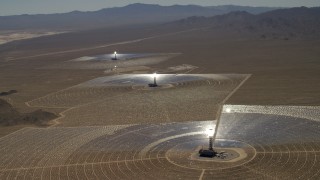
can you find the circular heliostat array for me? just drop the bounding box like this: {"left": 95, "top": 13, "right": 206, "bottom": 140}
{"left": 43, "top": 53, "right": 180, "bottom": 70}
{"left": 2, "top": 112, "right": 319, "bottom": 179}
{"left": 65, "top": 114, "right": 320, "bottom": 179}
{"left": 72, "top": 53, "right": 155, "bottom": 61}
{"left": 27, "top": 74, "right": 248, "bottom": 126}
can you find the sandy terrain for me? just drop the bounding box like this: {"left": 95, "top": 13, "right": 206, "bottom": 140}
{"left": 2, "top": 26, "right": 318, "bottom": 105}
{"left": 0, "top": 24, "right": 319, "bottom": 135}
{"left": 0, "top": 31, "right": 65, "bottom": 45}
{"left": 0, "top": 23, "right": 319, "bottom": 179}
{"left": 0, "top": 6, "right": 320, "bottom": 179}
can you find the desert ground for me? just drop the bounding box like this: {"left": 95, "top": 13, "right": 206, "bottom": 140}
{"left": 1, "top": 26, "right": 319, "bottom": 107}
{"left": 0, "top": 31, "right": 65, "bottom": 45}
{"left": 0, "top": 23, "right": 320, "bottom": 179}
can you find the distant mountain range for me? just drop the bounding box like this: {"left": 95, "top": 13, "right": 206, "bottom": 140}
{"left": 169, "top": 7, "right": 320, "bottom": 39}
{"left": 0, "top": 3, "right": 278, "bottom": 31}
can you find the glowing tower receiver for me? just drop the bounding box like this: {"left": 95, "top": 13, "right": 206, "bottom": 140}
{"left": 206, "top": 128, "right": 215, "bottom": 150}
{"left": 153, "top": 72, "right": 158, "bottom": 86}
{"left": 199, "top": 126, "right": 220, "bottom": 158}
{"left": 112, "top": 51, "right": 118, "bottom": 60}
{"left": 148, "top": 72, "right": 158, "bottom": 87}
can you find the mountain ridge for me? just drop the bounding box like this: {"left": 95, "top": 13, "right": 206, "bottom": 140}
{"left": 0, "top": 3, "right": 278, "bottom": 31}
{"left": 168, "top": 7, "right": 320, "bottom": 39}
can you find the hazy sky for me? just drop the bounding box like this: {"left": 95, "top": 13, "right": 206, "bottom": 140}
{"left": 1, "top": 0, "right": 320, "bottom": 16}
